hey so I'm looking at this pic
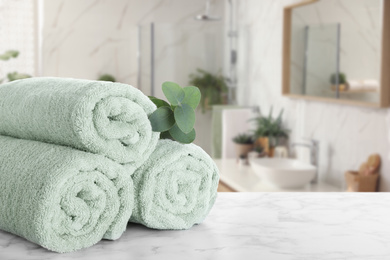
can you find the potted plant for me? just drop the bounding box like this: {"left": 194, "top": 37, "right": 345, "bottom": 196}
{"left": 232, "top": 133, "right": 254, "bottom": 159}
{"left": 252, "top": 108, "right": 289, "bottom": 157}
{"left": 188, "top": 68, "right": 228, "bottom": 112}
{"left": 330, "top": 72, "right": 347, "bottom": 91}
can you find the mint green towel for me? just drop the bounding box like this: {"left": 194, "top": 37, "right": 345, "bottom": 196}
{"left": 0, "top": 77, "right": 159, "bottom": 167}
{"left": 0, "top": 135, "right": 133, "bottom": 253}
{"left": 130, "top": 139, "right": 219, "bottom": 229}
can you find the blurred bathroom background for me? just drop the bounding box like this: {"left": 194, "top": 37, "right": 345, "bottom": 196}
{"left": 1, "top": 0, "right": 389, "bottom": 192}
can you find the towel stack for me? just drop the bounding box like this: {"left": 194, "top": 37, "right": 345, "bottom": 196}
{"left": 0, "top": 77, "right": 219, "bottom": 253}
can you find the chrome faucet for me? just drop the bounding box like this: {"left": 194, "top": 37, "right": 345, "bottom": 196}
{"left": 291, "top": 139, "right": 319, "bottom": 184}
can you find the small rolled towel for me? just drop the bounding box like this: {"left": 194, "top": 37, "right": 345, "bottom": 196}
{"left": 348, "top": 79, "right": 379, "bottom": 91}
{"left": 130, "top": 139, "right": 219, "bottom": 229}
{"left": 0, "top": 135, "right": 133, "bottom": 253}
{"left": 0, "top": 77, "right": 159, "bottom": 167}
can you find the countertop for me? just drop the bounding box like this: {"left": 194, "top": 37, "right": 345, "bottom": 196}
{"left": 1, "top": 193, "right": 390, "bottom": 260}
{"left": 215, "top": 159, "right": 341, "bottom": 192}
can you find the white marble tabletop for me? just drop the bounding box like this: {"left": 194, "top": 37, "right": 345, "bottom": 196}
{"left": 1, "top": 193, "right": 390, "bottom": 260}
{"left": 215, "top": 159, "right": 341, "bottom": 192}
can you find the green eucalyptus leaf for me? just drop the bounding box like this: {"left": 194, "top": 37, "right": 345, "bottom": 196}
{"left": 162, "top": 81, "right": 185, "bottom": 106}
{"left": 148, "top": 106, "right": 175, "bottom": 132}
{"left": 148, "top": 96, "right": 170, "bottom": 108}
{"left": 174, "top": 103, "right": 195, "bottom": 134}
{"left": 182, "top": 86, "right": 201, "bottom": 109}
{"left": 169, "top": 124, "right": 196, "bottom": 144}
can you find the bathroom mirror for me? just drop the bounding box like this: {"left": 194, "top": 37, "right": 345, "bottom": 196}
{"left": 282, "top": 0, "right": 390, "bottom": 107}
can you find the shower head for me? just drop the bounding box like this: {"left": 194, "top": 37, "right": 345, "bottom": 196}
{"left": 194, "top": 14, "right": 221, "bottom": 21}
{"left": 194, "top": 0, "right": 221, "bottom": 21}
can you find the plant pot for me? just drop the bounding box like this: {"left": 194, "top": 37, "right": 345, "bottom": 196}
{"left": 235, "top": 143, "right": 253, "bottom": 159}
{"left": 331, "top": 84, "right": 348, "bottom": 91}
{"left": 268, "top": 147, "right": 275, "bottom": 158}
{"left": 269, "top": 136, "right": 284, "bottom": 148}
{"left": 256, "top": 136, "right": 287, "bottom": 158}
{"left": 221, "top": 93, "right": 229, "bottom": 105}
{"left": 203, "top": 97, "right": 210, "bottom": 111}
{"left": 255, "top": 137, "right": 269, "bottom": 154}
{"left": 203, "top": 94, "right": 228, "bottom": 111}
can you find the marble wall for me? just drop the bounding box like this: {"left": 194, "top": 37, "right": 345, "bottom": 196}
{"left": 43, "top": 0, "right": 223, "bottom": 84}
{"left": 234, "top": 0, "right": 390, "bottom": 191}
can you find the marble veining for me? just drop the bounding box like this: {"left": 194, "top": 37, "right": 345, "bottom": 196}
{"left": 1, "top": 193, "right": 390, "bottom": 259}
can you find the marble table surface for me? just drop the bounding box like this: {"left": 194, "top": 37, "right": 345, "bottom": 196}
{"left": 1, "top": 193, "right": 390, "bottom": 260}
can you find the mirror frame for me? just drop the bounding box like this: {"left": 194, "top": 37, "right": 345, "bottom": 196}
{"left": 282, "top": 0, "right": 390, "bottom": 108}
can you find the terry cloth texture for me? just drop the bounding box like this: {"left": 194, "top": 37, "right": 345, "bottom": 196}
{"left": 0, "top": 77, "right": 159, "bottom": 167}
{"left": 0, "top": 135, "right": 133, "bottom": 253}
{"left": 130, "top": 139, "right": 219, "bottom": 230}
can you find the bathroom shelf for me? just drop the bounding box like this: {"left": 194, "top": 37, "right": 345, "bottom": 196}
{"left": 331, "top": 89, "right": 379, "bottom": 94}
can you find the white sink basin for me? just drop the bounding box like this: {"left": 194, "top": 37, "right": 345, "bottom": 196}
{"left": 250, "top": 158, "right": 316, "bottom": 189}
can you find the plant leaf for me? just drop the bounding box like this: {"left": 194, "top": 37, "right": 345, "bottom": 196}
{"left": 0, "top": 50, "right": 19, "bottom": 61}
{"left": 276, "top": 108, "right": 284, "bottom": 123}
{"left": 7, "top": 72, "right": 31, "bottom": 81}
{"left": 174, "top": 103, "right": 195, "bottom": 133}
{"left": 162, "top": 81, "right": 185, "bottom": 106}
{"left": 148, "top": 107, "right": 175, "bottom": 132}
{"left": 8, "top": 50, "right": 19, "bottom": 58}
{"left": 169, "top": 124, "right": 196, "bottom": 144}
{"left": 182, "top": 86, "right": 201, "bottom": 109}
{"left": 148, "top": 96, "right": 170, "bottom": 108}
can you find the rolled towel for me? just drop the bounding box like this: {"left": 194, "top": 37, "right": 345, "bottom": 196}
{"left": 130, "top": 139, "right": 219, "bottom": 229}
{"left": 348, "top": 79, "right": 379, "bottom": 91}
{"left": 0, "top": 77, "right": 159, "bottom": 167}
{"left": 363, "top": 79, "right": 379, "bottom": 90}
{"left": 0, "top": 135, "right": 133, "bottom": 253}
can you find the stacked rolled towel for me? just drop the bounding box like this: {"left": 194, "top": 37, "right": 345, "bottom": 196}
{"left": 0, "top": 135, "right": 133, "bottom": 253}
{"left": 130, "top": 139, "right": 219, "bottom": 229}
{"left": 0, "top": 77, "right": 160, "bottom": 252}
{"left": 0, "top": 77, "right": 159, "bottom": 168}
